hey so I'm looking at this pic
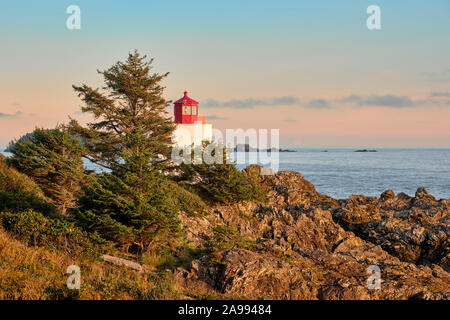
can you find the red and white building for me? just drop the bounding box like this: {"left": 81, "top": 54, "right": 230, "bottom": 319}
{"left": 173, "top": 91, "right": 212, "bottom": 146}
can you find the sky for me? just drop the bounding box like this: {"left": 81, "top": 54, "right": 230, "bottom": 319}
{"left": 0, "top": 0, "right": 449, "bottom": 148}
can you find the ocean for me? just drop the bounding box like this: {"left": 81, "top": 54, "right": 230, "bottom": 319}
{"left": 233, "top": 148, "right": 450, "bottom": 200}
{"left": 2, "top": 148, "right": 449, "bottom": 200}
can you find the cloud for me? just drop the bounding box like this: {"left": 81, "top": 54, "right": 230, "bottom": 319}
{"left": 0, "top": 111, "right": 23, "bottom": 118}
{"left": 356, "top": 95, "right": 414, "bottom": 107}
{"left": 429, "top": 92, "right": 450, "bottom": 98}
{"left": 420, "top": 69, "right": 450, "bottom": 82}
{"left": 201, "top": 96, "right": 301, "bottom": 109}
{"left": 302, "top": 99, "right": 332, "bottom": 109}
{"left": 200, "top": 92, "right": 450, "bottom": 111}
{"left": 206, "top": 115, "right": 229, "bottom": 120}
{"left": 338, "top": 95, "right": 362, "bottom": 104}
{"left": 339, "top": 93, "right": 450, "bottom": 108}
{"left": 422, "top": 92, "right": 450, "bottom": 106}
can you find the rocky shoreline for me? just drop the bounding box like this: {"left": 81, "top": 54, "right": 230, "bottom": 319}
{"left": 173, "top": 165, "right": 449, "bottom": 300}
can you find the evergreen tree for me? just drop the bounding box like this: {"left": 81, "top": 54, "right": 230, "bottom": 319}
{"left": 70, "top": 50, "right": 178, "bottom": 251}
{"left": 194, "top": 163, "right": 256, "bottom": 203}
{"left": 180, "top": 143, "right": 266, "bottom": 204}
{"left": 6, "top": 127, "right": 85, "bottom": 216}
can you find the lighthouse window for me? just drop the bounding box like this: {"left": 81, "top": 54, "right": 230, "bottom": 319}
{"left": 183, "top": 105, "right": 191, "bottom": 115}
{"left": 191, "top": 106, "right": 197, "bottom": 115}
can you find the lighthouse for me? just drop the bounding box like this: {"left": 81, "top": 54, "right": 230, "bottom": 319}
{"left": 173, "top": 91, "right": 212, "bottom": 146}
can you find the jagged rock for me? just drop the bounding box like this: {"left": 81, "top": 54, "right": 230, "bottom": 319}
{"left": 415, "top": 187, "right": 427, "bottom": 197}
{"left": 380, "top": 189, "right": 395, "bottom": 201}
{"left": 332, "top": 186, "right": 449, "bottom": 270}
{"left": 319, "top": 285, "right": 370, "bottom": 300}
{"left": 191, "top": 249, "right": 320, "bottom": 299}
{"left": 410, "top": 291, "right": 450, "bottom": 300}
{"left": 177, "top": 168, "right": 450, "bottom": 300}
{"left": 172, "top": 266, "right": 217, "bottom": 295}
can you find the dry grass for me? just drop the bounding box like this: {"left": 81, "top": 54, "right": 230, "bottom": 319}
{"left": 0, "top": 228, "right": 182, "bottom": 300}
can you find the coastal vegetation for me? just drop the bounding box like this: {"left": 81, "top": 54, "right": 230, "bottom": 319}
{"left": 0, "top": 51, "right": 447, "bottom": 300}
{"left": 6, "top": 127, "right": 85, "bottom": 216}
{"left": 0, "top": 51, "right": 267, "bottom": 299}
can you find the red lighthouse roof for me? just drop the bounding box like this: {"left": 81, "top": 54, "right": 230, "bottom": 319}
{"left": 173, "top": 91, "right": 200, "bottom": 124}
{"left": 174, "top": 91, "right": 198, "bottom": 105}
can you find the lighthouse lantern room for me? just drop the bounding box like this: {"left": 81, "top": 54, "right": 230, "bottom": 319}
{"left": 174, "top": 91, "right": 199, "bottom": 124}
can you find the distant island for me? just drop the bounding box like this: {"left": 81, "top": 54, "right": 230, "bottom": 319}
{"left": 233, "top": 144, "right": 296, "bottom": 152}
{"left": 355, "top": 149, "right": 378, "bottom": 152}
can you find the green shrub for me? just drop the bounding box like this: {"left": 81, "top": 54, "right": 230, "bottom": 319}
{"left": 6, "top": 127, "right": 85, "bottom": 216}
{"left": 182, "top": 162, "right": 266, "bottom": 204}
{"left": 166, "top": 180, "right": 206, "bottom": 215}
{"left": 206, "top": 225, "right": 256, "bottom": 252}
{"left": 242, "top": 164, "right": 269, "bottom": 202}
{"left": 0, "top": 155, "right": 55, "bottom": 215}
{"left": 0, "top": 191, "right": 55, "bottom": 215}
{"left": 0, "top": 154, "right": 44, "bottom": 196}
{"left": 177, "top": 143, "right": 268, "bottom": 204}
{"left": 76, "top": 173, "right": 181, "bottom": 253}
{"left": 0, "top": 210, "right": 104, "bottom": 257}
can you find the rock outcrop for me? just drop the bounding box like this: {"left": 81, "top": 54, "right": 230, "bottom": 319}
{"left": 333, "top": 187, "right": 449, "bottom": 270}
{"left": 174, "top": 166, "right": 450, "bottom": 300}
